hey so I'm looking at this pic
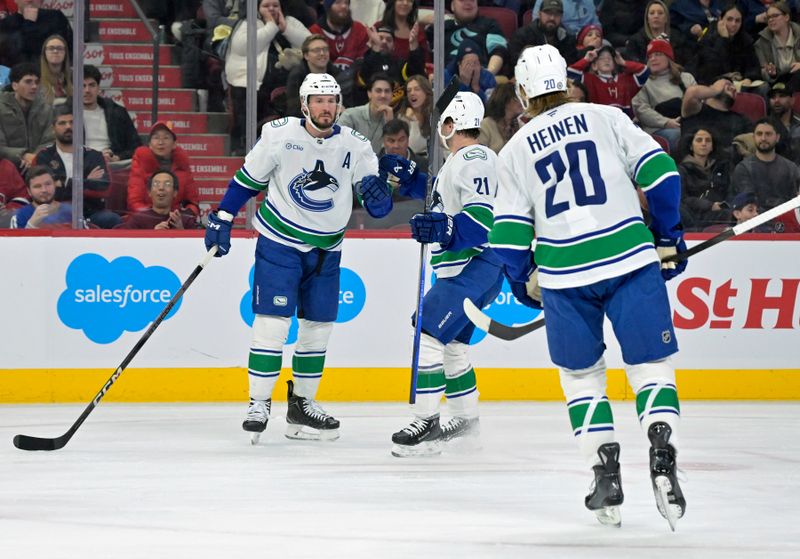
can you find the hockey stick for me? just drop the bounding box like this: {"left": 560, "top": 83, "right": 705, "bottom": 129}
{"left": 464, "top": 194, "right": 800, "bottom": 341}
{"left": 13, "top": 246, "right": 219, "bottom": 451}
{"left": 408, "top": 75, "right": 461, "bottom": 404}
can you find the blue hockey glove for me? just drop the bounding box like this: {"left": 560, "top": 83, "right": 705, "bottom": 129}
{"left": 506, "top": 267, "right": 543, "bottom": 309}
{"left": 358, "top": 175, "right": 393, "bottom": 218}
{"left": 409, "top": 212, "right": 454, "bottom": 246}
{"left": 654, "top": 235, "right": 688, "bottom": 281}
{"left": 205, "top": 210, "right": 233, "bottom": 256}
{"left": 379, "top": 154, "right": 418, "bottom": 186}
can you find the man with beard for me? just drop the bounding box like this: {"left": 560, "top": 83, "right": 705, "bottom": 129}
{"left": 681, "top": 76, "right": 754, "bottom": 154}
{"left": 10, "top": 166, "right": 75, "bottom": 229}
{"left": 731, "top": 117, "right": 800, "bottom": 211}
{"left": 204, "top": 73, "right": 394, "bottom": 445}
{"left": 509, "top": 0, "right": 579, "bottom": 66}
{"left": 766, "top": 82, "right": 800, "bottom": 164}
{"left": 34, "top": 104, "right": 120, "bottom": 229}
{"left": 309, "top": 0, "right": 368, "bottom": 72}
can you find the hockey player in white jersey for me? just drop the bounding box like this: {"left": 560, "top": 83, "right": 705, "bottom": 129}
{"left": 490, "top": 46, "right": 687, "bottom": 529}
{"left": 204, "top": 73, "right": 394, "bottom": 444}
{"left": 380, "top": 92, "right": 505, "bottom": 457}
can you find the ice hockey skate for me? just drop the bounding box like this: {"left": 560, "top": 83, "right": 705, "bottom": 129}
{"left": 648, "top": 422, "right": 685, "bottom": 531}
{"left": 391, "top": 415, "right": 443, "bottom": 457}
{"left": 441, "top": 416, "right": 481, "bottom": 451}
{"left": 285, "top": 380, "right": 340, "bottom": 441}
{"left": 585, "top": 442, "right": 624, "bottom": 527}
{"left": 242, "top": 399, "right": 271, "bottom": 445}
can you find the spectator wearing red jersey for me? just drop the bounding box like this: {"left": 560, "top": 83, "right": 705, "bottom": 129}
{"left": 127, "top": 122, "right": 199, "bottom": 216}
{"left": 309, "top": 0, "right": 368, "bottom": 72}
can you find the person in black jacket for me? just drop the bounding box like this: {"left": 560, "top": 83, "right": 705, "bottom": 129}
{"left": 82, "top": 65, "right": 142, "bottom": 163}
{"left": 0, "top": 0, "right": 73, "bottom": 66}
{"left": 33, "top": 104, "right": 121, "bottom": 228}
{"left": 626, "top": 0, "right": 691, "bottom": 65}
{"left": 686, "top": 3, "right": 761, "bottom": 86}
{"left": 677, "top": 127, "right": 733, "bottom": 230}
{"left": 600, "top": 0, "right": 647, "bottom": 49}
{"left": 510, "top": 0, "right": 580, "bottom": 66}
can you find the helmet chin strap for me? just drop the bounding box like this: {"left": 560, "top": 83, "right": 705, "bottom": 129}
{"left": 437, "top": 122, "right": 456, "bottom": 149}
{"left": 301, "top": 102, "right": 342, "bottom": 134}
{"left": 515, "top": 83, "right": 530, "bottom": 111}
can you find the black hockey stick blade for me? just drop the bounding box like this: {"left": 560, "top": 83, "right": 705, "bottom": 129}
{"left": 435, "top": 76, "right": 461, "bottom": 117}
{"left": 13, "top": 246, "right": 218, "bottom": 451}
{"left": 463, "top": 299, "right": 546, "bottom": 341}
{"left": 14, "top": 433, "right": 61, "bottom": 451}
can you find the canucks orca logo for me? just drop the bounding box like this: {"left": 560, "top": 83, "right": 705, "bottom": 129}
{"left": 289, "top": 159, "right": 339, "bottom": 212}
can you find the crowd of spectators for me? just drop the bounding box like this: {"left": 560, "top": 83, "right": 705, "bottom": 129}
{"left": 1, "top": 0, "right": 800, "bottom": 232}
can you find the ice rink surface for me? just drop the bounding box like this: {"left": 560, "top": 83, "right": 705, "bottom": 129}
{"left": 1, "top": 401, "right": 798, "bottom": 559}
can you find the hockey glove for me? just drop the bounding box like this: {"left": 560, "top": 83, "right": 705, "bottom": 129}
{"left": 409, "top": 212, "right": 454, "bottom": 246}
{"left": 654, "top": 235, "right": 688, "bottom": 281}
{"left": 358, "top": 175, "right": 393, "bottom": 218}
{"left": 379, "top": 153, "right": 428, "bottom": 199}
{"left": 379, "top": 154, "right": 417, "bottom": 184}
{"left": 507, "top": 267, "right": 543, "bottom": 309}
{"left": 205, "top": 210, "right": 233, "bottom": 256}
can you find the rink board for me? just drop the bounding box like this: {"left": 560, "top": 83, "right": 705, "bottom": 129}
{"left": 1, "top": 233, "right": 799, "bottom": 402}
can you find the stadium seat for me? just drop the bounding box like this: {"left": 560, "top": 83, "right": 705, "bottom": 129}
{"left": 478, "top": 7, "right": 518, "bottom": 39}
{"left": 523, "top": 9, "right": 533, "bottom": 26}
{"left": 650, "top": 134, "right": 670, "bottom": 155}
{"left": 731, "top": 91, "right": 766, "bottom": 123}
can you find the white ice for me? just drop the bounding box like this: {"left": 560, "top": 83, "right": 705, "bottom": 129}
{"left": 1, "top": 402, "right": 798, "bottom": 559}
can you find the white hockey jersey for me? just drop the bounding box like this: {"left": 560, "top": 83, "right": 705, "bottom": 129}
{"left": 232, "top": 118, "right": 379, "bottom": 251}
{"left": 430, "top": 143, "right": 498, "bottom": 279}
{"left": 492, "top": 102, "right": 671, "bottom": 289}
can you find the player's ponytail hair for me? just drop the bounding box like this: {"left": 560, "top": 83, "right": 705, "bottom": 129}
{"left": 522, "top": 90, "right": 572, "bottom": 119}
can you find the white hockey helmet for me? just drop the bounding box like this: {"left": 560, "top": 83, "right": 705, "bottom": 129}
{"left": 300, "top": 73, "right": 342, "bottom": 118}
{"left": 437, "top": 91, "right": 484, "bottom": 144}
{"left": 514, "top": 45, "right": 568, "bottom": 109}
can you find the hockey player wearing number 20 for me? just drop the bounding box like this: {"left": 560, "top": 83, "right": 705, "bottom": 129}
{"left": 490, "top": 45, "right": 687, "bottom": 530}
{"left": 204, "top": 73, "right": 394, "bottom": 445}
{"left": 383, "top": 92, "right": 504, "bottom": 457}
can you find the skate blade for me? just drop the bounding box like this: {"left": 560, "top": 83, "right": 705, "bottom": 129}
{"left": 250, "top": 432, "right": 261, "bottom": 445}
{"left": 391, "top": 440, "right": 443, "bottom": 458}
{"left": 654, "top": 476, "right": 682, "bottom": 531}
{"left": 285, "top": 424, "right": 340, "bottom": 441}
{"left": 594, "top": 506, "right": 622, "bottom": 527}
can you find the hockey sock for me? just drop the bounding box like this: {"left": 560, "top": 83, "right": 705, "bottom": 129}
{"left": 291, "top": 319, "right": 333, "bottom": 399}
{"left": 559, "top": 357, "right": 617, "bottom": 468}
{"left": 444, "top": 341, "right": 479, "bottom": 419}
{"left": 626, "top": 359, "right": 681, "bottom": 450}
{"left": 249, "top": 315, "right": 291, "bottom": 401}
{"left": 414, "top": 333, "right": 446, "bottom": 418}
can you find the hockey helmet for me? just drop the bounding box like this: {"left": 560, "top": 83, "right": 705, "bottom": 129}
{"left": 514, "top": 45, "right": 568, "bottom": 109}
{"left": 300, "top": 73, "right": 342, "bottom": 117}
{"left": 437, "top": 91, "right": 484, "bottom": 144}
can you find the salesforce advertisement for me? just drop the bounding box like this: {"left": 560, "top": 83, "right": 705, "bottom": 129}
{"left": 1, "top": 236, "right": 799, "bottom": 370}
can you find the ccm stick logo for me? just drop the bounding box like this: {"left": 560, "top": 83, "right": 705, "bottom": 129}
{"left": 93, "top": 368, "right": 123, "bottom": 406}
{"left": 674, "top": 277, "right": 800, "bottom": 329}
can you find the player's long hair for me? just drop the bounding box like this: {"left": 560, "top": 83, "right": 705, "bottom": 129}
{"left": 523, "top": 90, "right": 572, "bottom": 119}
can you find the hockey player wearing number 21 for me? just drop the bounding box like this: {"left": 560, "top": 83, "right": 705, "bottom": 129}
{"left": 380, "top": 92, "right": 505, "bottom": 458}
{"left": 204, "top": 73, "right": 395, "bottom": 444}
{"left": 490, "top": 45, "right": 688, "bottom": 530}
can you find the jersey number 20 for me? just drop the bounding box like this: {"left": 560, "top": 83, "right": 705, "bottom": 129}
{"left": 535, "top": 140, "right": 607, "bottom": 218}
